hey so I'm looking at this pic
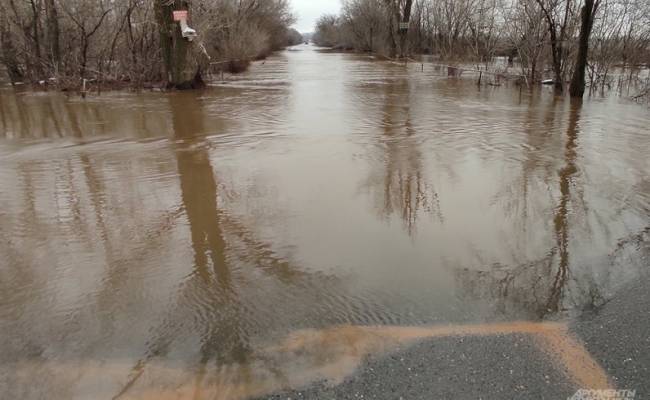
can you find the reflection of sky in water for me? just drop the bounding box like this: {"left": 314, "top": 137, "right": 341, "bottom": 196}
{"left": 0, "top": 45, "right": 649, "bottom": 399}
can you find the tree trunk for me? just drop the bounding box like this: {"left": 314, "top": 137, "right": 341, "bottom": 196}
{"left": 29, "top": 0, "right": 43, "bottom": 78}
{"left": 0, "top": 5, "right": 24, "bottom": 83}
{"left": 569, "top": 0, "right": 598, "bottom": 98}
{"left": 44, "top": 0, "right": 61, "bottom": 72}
{"left": 536, "top": 0, "right": 569, "bottom": 92}
{"left": 548, "top": 27, "right": 564, "bottom": 92}
{"left": 398, "top": 0, "right": 414, "bottom": 58}
{"left": 531, "top": 59, "right": 537, "bottom": 83}
{"left": 154, "top": 0, "right": 204, "bottom": 89}
{"left": 80, "top": 34, "right": 88, "bottom": 78}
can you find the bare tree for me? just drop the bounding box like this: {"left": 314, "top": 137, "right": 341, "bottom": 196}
{"left": 314, "top": 14, "right": 342, "bottom": 48}
{"left": 506, "top": 0, "right": 549, "bottom": 82}
{"left": 154, "top": 0, "right": 204, "bottom": 89}
{"left": 392, "top": 0, "right": 415, "bottom": 58}
{"left": 0, "top": 0, "right": 297, "bottom": 89}
{"left": 340, "top": 0, "right": 385, "bottom": 53}
{"left": 534, "top": 0, "right": 577, "bottom": 91}
{"left": 569, "top": 0, "right": 601, "bottom": 97}
{"left": 313, "top": 0, "right": 648, "bottom": 92}
{"left": 44, "top": 0, "right": 60, "bottom": 71}
{"left": 467, "top": 0, "right": 502, "bottom": 68}
{"left": 60, "top": 0, "right": 112, "bottom": 78}
{"left": 0, "top": 1, "right": 24, "bottom": 82}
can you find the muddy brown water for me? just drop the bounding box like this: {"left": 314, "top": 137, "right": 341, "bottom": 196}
{"left": 0, "top": 44, "right": 649, "bottom": 399}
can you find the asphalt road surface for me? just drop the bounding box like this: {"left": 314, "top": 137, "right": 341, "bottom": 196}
{"left": 260, "top": 272, "right": 650, "bottom": 400}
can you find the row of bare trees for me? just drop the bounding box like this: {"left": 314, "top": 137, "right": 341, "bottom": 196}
{"left": 314, "top": 0, "right": 650, "bottom": 96}
{"left": 0, "top": 0, "right": 301, "bottom": 89}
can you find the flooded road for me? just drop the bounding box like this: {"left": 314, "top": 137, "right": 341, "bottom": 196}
{"left": 1, "top": 44, "right": 649, "bottom": 399}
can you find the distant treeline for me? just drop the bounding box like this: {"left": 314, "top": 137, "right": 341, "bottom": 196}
{"left": 0, "top": 0, "right": 302, "bottom": 89}
{"left": 314, "top": 0, "right": 650, "bottom": 93}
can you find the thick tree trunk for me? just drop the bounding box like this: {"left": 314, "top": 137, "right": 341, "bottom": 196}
{"left": 387, "top": 11, "right": 398, "bottom": 57}
{"left": 569, "top": 0, "right": 598, "bottom": 98}
{"left": 399, "top": 0, "right": 414, "bottom": 58}
{"left": 154, "top": 0, "right": 204, "bottom": 89}
{"left": 44, "top": 0, "right": 61, "bottom": 71}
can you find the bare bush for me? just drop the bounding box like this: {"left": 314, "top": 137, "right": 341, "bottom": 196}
{"left": 314, "top": 0, "right": 650, "bottom": 92}
{"left": 0, "top": 0, "right": 297, "bottom": 88}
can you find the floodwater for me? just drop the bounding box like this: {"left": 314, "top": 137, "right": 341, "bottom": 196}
{"left": 0, "top": 44, "right": 649, "bottom": 399}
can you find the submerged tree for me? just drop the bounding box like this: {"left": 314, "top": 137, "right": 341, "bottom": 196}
{"left": 506, "top": 0, "right": 548, "bottom": 82}
{"left": 534, "top": 0, "right": 576, "bottom": 92}
{"left": 569, "top": 0, "right": 601, "bottom": 97}
{"left": 154, "top": 0, "right": 205, "bottom": 89}
{"left": 386, "top": 0, "right": 414, "bottom": 58}
{"left": 315, "top": 0, "right": 649, "bottom": 89}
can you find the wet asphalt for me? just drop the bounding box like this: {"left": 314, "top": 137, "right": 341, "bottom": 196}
{"left": 571, "top": 273, "right": 650, "bottom": 399}
{"left": 261, "top": 272, "right": 650, "bottom": 400}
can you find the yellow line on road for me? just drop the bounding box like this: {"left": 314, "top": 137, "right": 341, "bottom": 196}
{"left": 3, "top": 321, "right": 612, "bottom": 400}
{"left": 534, "top": 325, "right": 612, "bottom": 390}
{"left": 268, "top": 321, "right": 613, "bottom": 391}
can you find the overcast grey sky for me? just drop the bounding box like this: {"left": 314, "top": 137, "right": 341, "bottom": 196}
{"left": 292, "top": 0, "right": 341, "bottom": 33}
